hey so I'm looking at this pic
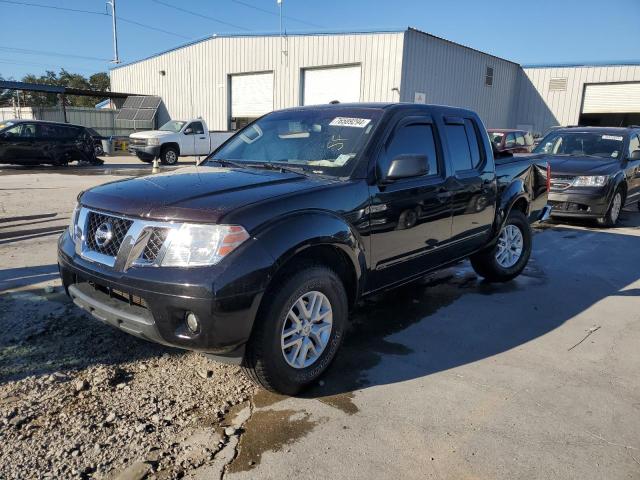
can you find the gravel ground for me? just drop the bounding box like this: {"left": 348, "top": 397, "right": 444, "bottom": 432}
{"left": 0, "top": 158, "right": 257, "bottom": 479}
{"left": 0, "top": 288, "right": 256, "bottom": 479}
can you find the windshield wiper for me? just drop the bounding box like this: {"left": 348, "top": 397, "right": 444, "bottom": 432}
{"left": 246, "top": 162, "right": 309, "bottom": 176}
{"left": 209, "top": 158, "right": 245, "bottom": 168}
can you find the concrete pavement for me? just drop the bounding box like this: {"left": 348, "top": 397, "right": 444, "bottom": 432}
{"left": 225, "top": 215, "right": 640, "bottom": 479}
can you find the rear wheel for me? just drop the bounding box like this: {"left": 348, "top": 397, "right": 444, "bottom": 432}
{"left": 597, "top": 189, "right": 623, "bottom": 227}
{"left": 160, "top": 146, "right": 179, "bottom": 165}
{"left": 242, "top": 265, "right": 347, "bottom": 395}
{"left": 470, "top": 209, "right": 532, "bottom": 282}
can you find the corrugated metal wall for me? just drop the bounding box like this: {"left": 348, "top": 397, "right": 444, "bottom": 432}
{"left": 517, "top": 65, "right": 640, "bottom": 134}
{"left": 110, "top": 32, "right": 405, "bottom": 131}
{"left": 0, "top": 106, "right": 122, "bottom": 136}
{"left": 400, "top": 29, "right": 521, "bottom": 128}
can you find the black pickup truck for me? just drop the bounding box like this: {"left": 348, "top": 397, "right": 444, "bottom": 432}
{"left": 58, "top": 103, "right": 549, "bottom": 394}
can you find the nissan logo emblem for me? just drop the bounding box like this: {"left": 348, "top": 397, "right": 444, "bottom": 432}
{"left": 94, "top": 222, "right": 114, "bottom": 247}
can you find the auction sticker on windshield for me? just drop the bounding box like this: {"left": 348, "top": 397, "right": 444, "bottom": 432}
{"left": 602, "top": 135, "right": 624, "bottom": 141}
{"left": 329, "top": 117, "right": 371, "bottom": 128}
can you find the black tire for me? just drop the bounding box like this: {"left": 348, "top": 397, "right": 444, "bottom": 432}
{"left": 597, "top": 188, "right": 624, "bottom": 227}
{"left": 94, "top": 144, "right": 104, "bottom": 157}
{"left": 242, "top": 265, "right": 348, "bottom": 395}
{"left": 470, "top": 209, "right": 532, "bottom": 282}
{"left": 160, "top": 146, "right": 179, "bottom": 165}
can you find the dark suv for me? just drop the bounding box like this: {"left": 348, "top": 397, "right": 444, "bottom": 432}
{"left": 0, "top": 119, "right": 100, "bottom": 166}
{"left": 534, "top": 126, "right": 640, "bottom": 226}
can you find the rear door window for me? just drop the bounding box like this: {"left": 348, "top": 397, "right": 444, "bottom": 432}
{"left": 515, "top": 132, "right": 526, "bottom": 146}
{"left": 445, "top": 118, "right": 484, "bottom": 172}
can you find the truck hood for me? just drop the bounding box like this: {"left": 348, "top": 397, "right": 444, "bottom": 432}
{"left": 129, "top": 130, "right": 175, "bottom": 139}
{"left": 79, "top": 166, "right": 334, "bottom": 223}
{"left": 519, "top": 153, "right": 621, "bottom": 176}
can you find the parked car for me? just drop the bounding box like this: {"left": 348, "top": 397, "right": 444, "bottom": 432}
{"left": 488, "top": 129, "right": 534, "bottom": 154}
{"left": 0, "top": 119, "right": 101, "bottom": 166}
{"left": 58, "top": 103, "right": 550, "bottom": 394}
{"left": 531, "top": 126, "right": 640, "bottom": 226}
{"left": 128, "top": 118, "right": 233, "bottom": 165}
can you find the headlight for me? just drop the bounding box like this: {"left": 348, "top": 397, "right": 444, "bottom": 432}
{"left": 161, "top": 224, "right": 250, "bottom": 267}
{"left": 572, "top": 175, "right": 608, "bottom": 187}
{"left": 147, "top": 138, "right": 161, "bottom": 146}
{"left": 68, "top": 203, "right": 79, "bottom": 236}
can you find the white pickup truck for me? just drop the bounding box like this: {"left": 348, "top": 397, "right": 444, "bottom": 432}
{"left": 128, "top": 119, "right": 233, "bottom": 165}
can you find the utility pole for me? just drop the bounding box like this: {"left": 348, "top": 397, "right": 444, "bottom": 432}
{"left": 106, "top": 0, "right": 120, "bottom": 64}
{"left": 277, "top": 0, "right": 287, "bottom": 62}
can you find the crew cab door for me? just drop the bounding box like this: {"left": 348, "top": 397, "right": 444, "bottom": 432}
{"left": 368, "top": 115, "right": 453, "bottom": 291}
{"left": 442, "top": 116, "right": 496, "bottom": 254}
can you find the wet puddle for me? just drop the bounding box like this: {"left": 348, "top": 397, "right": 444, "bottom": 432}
{"left": 227, "top": 408, "right": 319, "bottom": 473}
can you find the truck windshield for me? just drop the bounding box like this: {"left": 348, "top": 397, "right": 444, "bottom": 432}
{"left": 533, "top": 131, "right": 625, "bottom": 159}
{"left": 209, "top": 108, "right": 383, "bottom": 176}
{"left": 159, "top": 121, "right": 186, "bottom": 132}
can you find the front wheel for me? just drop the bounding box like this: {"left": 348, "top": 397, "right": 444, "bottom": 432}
{"left": 160, "top": 146, "right": 179, "bottom": 165}
{"left": 597, "top": 189, "right": 623, "bottom": 227}
{"left": 242, "top": 265, "right": 347, "bottom": 395}
{"left": 470, "top": 209, "right": 532, "bottom": 282}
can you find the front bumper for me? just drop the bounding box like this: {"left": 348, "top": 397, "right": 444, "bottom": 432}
{"left": 548, "top": 189, "right": 611, "bottom": 218}
{"left": 57, "top": 230, "right": 271, "bottom": 362}
{"left": 128, "top": 144, "right": 160, "bottom": 160}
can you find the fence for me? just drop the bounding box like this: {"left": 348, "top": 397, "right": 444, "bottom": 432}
{"left": 0, "top": 106, "right": 132, "bottom": 137}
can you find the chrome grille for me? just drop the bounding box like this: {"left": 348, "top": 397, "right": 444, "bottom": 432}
{"left": 75, "top": 208, "right": 179, "bottom": 270}
{"left": 85, "top": 211, "right": 133, "bottom": 257}
{"left": 142, "top": 227, "right": 169, "bottom": 262}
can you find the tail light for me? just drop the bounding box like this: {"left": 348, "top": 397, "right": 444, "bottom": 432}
{"left": 546, "top": 162, "right": 551, "bottom": 192}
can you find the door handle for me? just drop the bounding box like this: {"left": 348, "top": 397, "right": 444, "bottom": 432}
{"left": 199, "top": 137, "right": 206, "bottom": 139}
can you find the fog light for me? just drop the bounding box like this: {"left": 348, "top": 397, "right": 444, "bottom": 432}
{"left": 185, "top": 312, "right": 199, "bottom": 333}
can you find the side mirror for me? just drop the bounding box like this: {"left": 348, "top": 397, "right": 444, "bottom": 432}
{"left": 184, "top": 127, "right": 193, "bottom": 135}
{"left": 630, "top": 150, "right": 640, "bottom": 160}
{"left": 382, "top": 154, "right": 428, "bottom": 182}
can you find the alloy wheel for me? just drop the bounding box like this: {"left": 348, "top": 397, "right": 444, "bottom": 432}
{"left": 280, "top": 291, "right": 333, "bottom": 369}
{"left": 495, "top": 224, "right": 524, "bottom": 268}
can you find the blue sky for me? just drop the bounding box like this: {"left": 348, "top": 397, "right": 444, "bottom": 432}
{"left": 1, "top": 0, "right": 639, "bottom": 79}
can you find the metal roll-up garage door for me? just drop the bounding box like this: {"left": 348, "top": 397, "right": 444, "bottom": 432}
{"left": 582, "top": 82, "right": 640, "bottom": 114}
{"left": 303, "top": 65, "right": 361, "bottom": 105}
{"left": 580, "top": 82, "right": 640, "bottom": 127}
{"left": 230, "top": 72, "right": 274, "bottom": 118}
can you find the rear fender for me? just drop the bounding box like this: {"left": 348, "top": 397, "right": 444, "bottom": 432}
{"left": 494, "top": 178, "right": 530, "bottom": 235}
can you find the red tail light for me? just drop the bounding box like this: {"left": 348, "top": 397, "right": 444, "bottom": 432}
{"left": 546, "top": 162, "right": 551, "bottom": 192}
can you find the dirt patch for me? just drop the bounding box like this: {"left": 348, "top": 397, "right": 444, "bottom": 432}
{"left": 317, "top": 392, "right": 358, "bottom": 415}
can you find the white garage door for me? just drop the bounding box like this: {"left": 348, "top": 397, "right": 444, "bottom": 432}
{"left": 303, "top": 65, "right": 361, "bottom": 105}
{"left": 231, "top": 72, "right": 274, "bottom": 118}
{"left": 582, "top": 82, "right": 640, "bottom": 114}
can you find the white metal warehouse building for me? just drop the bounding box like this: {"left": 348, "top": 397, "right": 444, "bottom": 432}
{"left": 110, "top": 28, "right": 640, "bottom": 135}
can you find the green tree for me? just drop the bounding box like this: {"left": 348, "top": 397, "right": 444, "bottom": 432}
{"left": 15, "top": 69, "right": 111, "bottom": 107}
